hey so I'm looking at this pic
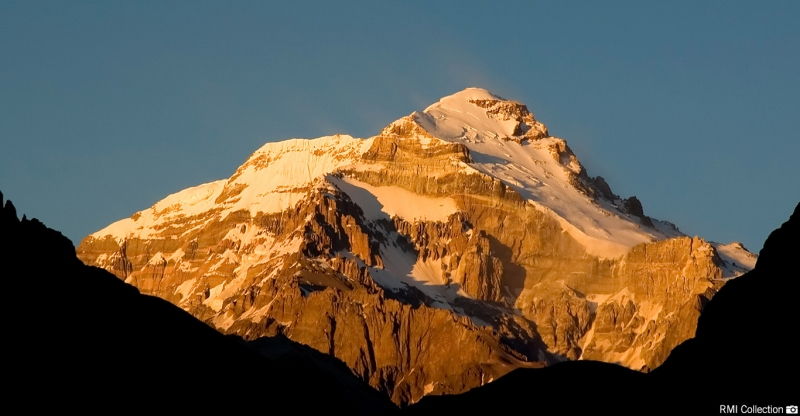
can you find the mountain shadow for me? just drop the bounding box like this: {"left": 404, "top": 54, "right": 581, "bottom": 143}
{"left": 0, "top": 191, "right": 396, "bottom": 414}
{"left": 411, "top": 202, "right": 799, "bottom": 414}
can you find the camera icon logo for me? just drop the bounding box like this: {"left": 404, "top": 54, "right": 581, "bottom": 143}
{"left": 787, "top": 405, "right": 798, "bottom": 414}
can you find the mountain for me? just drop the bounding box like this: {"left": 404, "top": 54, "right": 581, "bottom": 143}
{"left": 411, "top": 202, "right": 799, "bottom": 414}
{"left": 1, "top": 192, "right": 396, "bottom": 413}
{"left": 77, "top": 87, "right": 756, "bottom": 404}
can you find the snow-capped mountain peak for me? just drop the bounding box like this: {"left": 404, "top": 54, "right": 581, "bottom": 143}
{"left": 396, "top": 89, "right": 662, "bottom": 258}
{"left": 79, "top": 86, "right": 757, "bottom": 405}
{"left": 91, "top": 88, "right": 752, "bottom": 266}
{"left": 413, "top": 87, "right": 548, "bottom": 143}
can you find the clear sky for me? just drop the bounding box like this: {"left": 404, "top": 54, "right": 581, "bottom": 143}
{"left": 1, "top": 1, "right": 797, "bottom": 251}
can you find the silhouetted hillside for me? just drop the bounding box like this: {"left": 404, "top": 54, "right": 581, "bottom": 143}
{"left": 1, "top": 191, "right": 396, "bottom": 414}
{"left": 412, "top": 203, "right": 799, "bottom": 414}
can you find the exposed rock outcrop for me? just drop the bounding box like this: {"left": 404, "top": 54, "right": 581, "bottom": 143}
{"left": 411, "top": 202, "right": 799, "bottom": 414}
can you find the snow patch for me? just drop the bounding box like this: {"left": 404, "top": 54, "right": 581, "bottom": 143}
{"left": 167, "top": 248, "right": 185, "bottom": 262}
{"left": 223, "top": 135, "right": 374, "bottom": 217}
{"left": 333, "top": 177, "right": 458, "bottom": 223}
{"left": 90, "top": 135, "right": 373, "bottom": 241}
{"left": 371, "top": 240, "right": 466, "bottom": 309}
{"left": 714, "top": 242, "right": 757, "bottom": 278}
{"left": 175, "top": 278, "right": 197, "bottom": 301}
{"left": 91, "top": 180, "right": 227, "bottom": 240}
{"left": 415, "top": 87, "right": 520, "bottom": 142}
{"left": 147, "top": 252, "right": 166, "bottom": 265}
{"left": 203, "top": 283, "right": 226, "bottom": 312}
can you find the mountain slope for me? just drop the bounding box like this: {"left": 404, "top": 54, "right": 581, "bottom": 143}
{"left": 411, "top": 202, "right": 799, "bottom": 414}
{"left": 77, "top": 87, "right": 755, "bottom": 404}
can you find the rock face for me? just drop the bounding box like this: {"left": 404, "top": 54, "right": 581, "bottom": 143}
{"left": 411, "top": 203, "right": 799, "bottom": 414}
{"left": 77, "top": 87, "right": 755, "bottom": 404}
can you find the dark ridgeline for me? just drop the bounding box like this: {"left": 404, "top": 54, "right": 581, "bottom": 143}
{"left": 2, "top": 188, "right": 796, "bottom": 414}
{"left": 0, "top": 191, "right": 396, "bottom": 414}
{"left": 411, "top": 202, "right": 799, "bottom": 414}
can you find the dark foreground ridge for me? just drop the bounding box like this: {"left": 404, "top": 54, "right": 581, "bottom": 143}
{"left": 2, "top": 188, "right": 796, "bottom": 413}
{"left": 412, "top": 202, "right": 799, "bottom": 414}
{"left": 1, "top": 191, "right": 396, "bottom": 414}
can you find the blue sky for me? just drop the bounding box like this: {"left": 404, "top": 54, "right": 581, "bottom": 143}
{"left": 1, "top": 1, "right": 797, "bottom": 251}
